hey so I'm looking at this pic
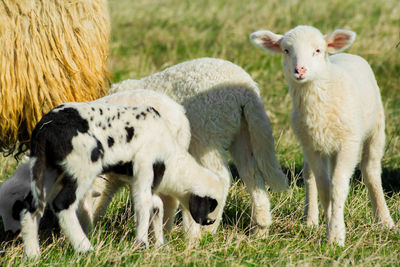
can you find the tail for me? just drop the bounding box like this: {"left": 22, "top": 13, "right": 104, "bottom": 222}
{"left": 242, "top": 94, "right": 288, "bottom": 192}
{"left": 29, "top": 137, "right": 47, "bottom": 215}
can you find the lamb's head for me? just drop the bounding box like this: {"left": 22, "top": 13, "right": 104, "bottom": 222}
{"left": 181, "top": 167, "right": 223, "bottom": 226}
{"left": 250, "top": 25, "right": 356, "bottom": 83}
{"left": 0, "top": 164, "right": 31, "bottom": 234}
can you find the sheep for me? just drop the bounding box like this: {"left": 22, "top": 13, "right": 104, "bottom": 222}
{"left": 250, "top": 25, "right": 394, "bottom": 246}
{"left": 19, "top": 101, "right": 223, "bottom": 258}
{"left": 0, "top": 89, "right": 191, "bottom": 237}
{"left": 0, "top": 161, "right": 62, "bottom": 237}
{"left": 0, "top": 0, "right": 109, "bottom": 154}
{"left": 80, "top": 89, "right": 192, "bottom": 233}
{"left": 109, "top": 57, "right": 288, "bottom": 238}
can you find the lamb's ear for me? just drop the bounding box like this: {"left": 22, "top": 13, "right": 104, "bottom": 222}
{"left": 324, "top": 29, "right": 356, "bottom": 54}
{"left": 250, "top": 30, "right": 283, "bottom": 53}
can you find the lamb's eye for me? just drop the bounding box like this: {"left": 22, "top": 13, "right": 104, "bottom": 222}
{"left": 315, "top": 49, "right": 321, "bottom": 53}
{"left": 284, "top": 49, "right": 289, "bottom": 54}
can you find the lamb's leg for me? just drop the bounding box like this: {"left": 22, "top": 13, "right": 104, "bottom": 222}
{"left": 53, "top": 175, "right": 93, "bottom": 252}
{"left": 327, "top": 143, "right": 360, "bottom": 246}
{"left": 78, "top": 174, "right": 125, "bottom": 233}
{"left": 303, "top": 149, "right": 332, "bottom": 224}
{"left": 303, "top": 160, "right": 319, "bottom": 226}
{"left": 361, "top": 129, "right": 394, "bottom": 228}
{"left": 229, "top": 123, "right": 271, "bottom": 236}
{"left": 151, "top": 194, "right": 166, "bottom": 247}
{"left": 131, "top": 163, "right": 154, "bottom": 248}
{"left": 57, "top": 202, "right": 93, "bottom": 252}
{"left": 21, "top": 209, "right": 41, "bottom": 258}
{"left": 158, "top": 193, "right": 179, "bottom": 233}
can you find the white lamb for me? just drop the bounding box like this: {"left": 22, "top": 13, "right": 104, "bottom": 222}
{"left": 20, "top": 101, "right": 223, "bottom": 258}
{"left": 250, "top": 25, "right": 394, "bottom": 246}
{"left": 0, "top": 160, "right": 57, "bottom": 235}
{"left": 110, "top": 57, "right": 288, "bottom": 238}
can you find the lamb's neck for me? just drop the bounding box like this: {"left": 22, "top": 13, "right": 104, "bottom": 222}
{"left": 288, "top": 77, "right": 333, "bottom": 114}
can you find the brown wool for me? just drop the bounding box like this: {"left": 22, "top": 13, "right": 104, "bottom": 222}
{"left": 0, "top": 0, "right": 110, "bottom": 153}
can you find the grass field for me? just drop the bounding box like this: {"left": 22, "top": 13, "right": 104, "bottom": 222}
{"left": 1, "top": 0, "right": 400, "bottom": 265}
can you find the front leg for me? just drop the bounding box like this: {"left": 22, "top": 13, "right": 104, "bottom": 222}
{"left": 151, "top": 194, "right": 166, "bottom": 248}
{"left": 302, "top": 149, "right": 332, "bottom": 225}
{"left": 21, "top": 209, "right": 41, "bottom": 258}
{"left": 303, "top": 160, "right": 319, "bottom": 226}
{"left": 131, "top": 163, "right": 154, "bottom": 248}
{"left": 327, "top": 144, "right": 360, "bottom": 246}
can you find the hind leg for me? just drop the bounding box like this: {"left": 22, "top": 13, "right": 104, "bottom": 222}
{"left": 21, "top": 209, "right": 42, "bottom": 258}
{"left": 361, "top": 129, "right": 394, "bottom": 228}
{"left": 78, "top": 174, "right": 126, "bottom": 234}
{"left": 158, "top": 193, "right": 179, "bottom": 233}
{"left": 151, "top": 194, "right": 166, "bottom": 247}
{"left": 53, "top": 175, "right": 93, "bottom": 252}
{"left": 229, "top": 122, "right": 271, "bottom": 236}
{"left": 303, "top": 160, "right": 319, "bottom": 226}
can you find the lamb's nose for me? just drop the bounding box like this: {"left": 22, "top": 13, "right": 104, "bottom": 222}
{"left": 295, "top": 66, "right": 307, "bottom": 76}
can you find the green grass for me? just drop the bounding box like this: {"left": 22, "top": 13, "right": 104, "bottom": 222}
{"left": 1, "top": 0, "right": 400, "bottom": 265}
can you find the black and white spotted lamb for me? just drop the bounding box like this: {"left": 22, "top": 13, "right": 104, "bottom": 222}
{"left": 20, "top": 102, "right": 223, "bottom": 258}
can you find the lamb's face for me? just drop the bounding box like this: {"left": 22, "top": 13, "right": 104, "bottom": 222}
{"left": 0, "top": 178, "right": 28, "bottom": 233}
{"left": 182, "top": 168, "right": 222, "bottom": 226}
{"left": 280, "top": 26, "right": 328, "bottom": 83}
{"left": 250, "top": 25, "right": 356, "bottom": 84}
{"left": 188, "top": 194, "right": 218, "bottom": 226}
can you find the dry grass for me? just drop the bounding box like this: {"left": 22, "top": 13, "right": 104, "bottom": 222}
{"left": 1, "top": 0, "right": 399, "bottom": 265}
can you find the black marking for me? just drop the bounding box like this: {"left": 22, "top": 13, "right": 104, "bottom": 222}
{"left": 117, "top": 112, "right": 120, "bottom": 119}
{"left": 152, "top": 161, "right": 165, "bottom": 192}
{"left": 125, "top": 127, "right": 134, "bottom": 142}
{"left": 91, "top": 107, "right": 95, "bottom": 111}
{"left": 189, "top": 194, "right": 218, "bottom": 226}
{"left": 102, "top": 126, "right": 106, "bottom": 130}
{"left": 52, "top": 175, "right": 77, "bottom": 213}
{"left": 90, "top": 116, "right": 94, "bottom": 121}
{"left": 11, "top": 192, "right": 35, "bottom": 221}
{"left": 11, "top": 200, "right": 24, "bottom": 220}
{"left": 108, "top": 123, "right": 111, "bottom": 128}
{"left": 150, "top": 107, "right": 161, "bottom": 117}
{"left": 141, "top": 112, "right": 146, "bottom": 119}
{"left": 103, "top": 161, "right": 133, "bottom": 176}
{"left": 126, "top": 122, "right": 130, "bottom": 126}
{"left": 91, "top": 138, "right": 104, "bottom": 162}
{"left": 112, "top": 115, "right": 115, "bottom": 120}
{"left": 107, "top": 136, "right": 115, "bottom": 147}
{"left": 136, "top": 114, "right": 140, "bottom": 119}
{"left": 99, "top": 108, "right": 103, "bottom": 115}
{"left": 30, "top": 107, "right": 89, "bottom": 170}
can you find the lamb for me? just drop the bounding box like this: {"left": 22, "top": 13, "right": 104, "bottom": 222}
{"left": 250, "top": 25, "right": 394, "bottom": 246}
{"left": 0, "top": 89, "right": 191, "bottom": 236}
{"left": 110, "top": 58, "right": 288, "bottom": 238}
{"left": 19, "top": 101, "right": 223, "bottom": 258}
{"left": 80, "top": 89, "right": 192, "bottom": 233}
{"left": 0, "top": 161, "right": 57, "bottom": 235}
